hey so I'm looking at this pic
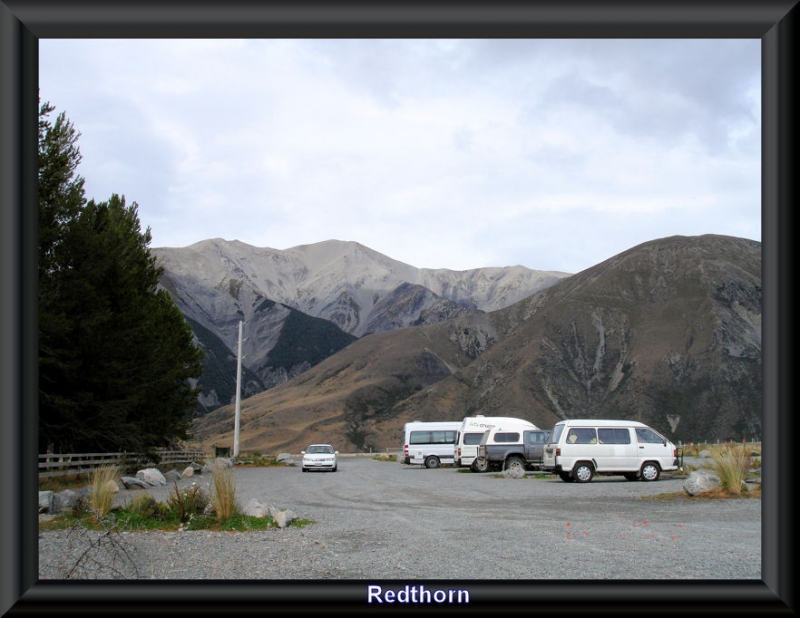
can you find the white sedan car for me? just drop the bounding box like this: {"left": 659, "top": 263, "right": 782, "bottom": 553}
{"left": 301, "top": 444, "right": 338, "bottom": 472}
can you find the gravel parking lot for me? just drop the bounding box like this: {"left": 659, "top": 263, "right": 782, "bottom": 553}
{"left": 39, "top": 455, "right": 761, "bottom": 582}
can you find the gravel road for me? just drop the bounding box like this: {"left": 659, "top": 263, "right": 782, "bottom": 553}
{"left": 39, "top": 455, "right": 761, "bottom": 581}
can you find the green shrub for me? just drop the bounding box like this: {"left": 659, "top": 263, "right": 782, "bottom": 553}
{"left": 120, "top": 494, "right": 175, "bottom": 529}
{"left": 129, "top": 494, "right": 171, "bottom": 520}
{"left": 167, "top": 481, "right": 210, "bottom": 523}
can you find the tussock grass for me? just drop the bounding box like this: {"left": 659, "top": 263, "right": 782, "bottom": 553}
{"left": 711, "top": 442, "right": 752, "bottom": 495}
{"left": 89, "top": 465, "right": 120, "bottom": 520}
{"left": 210, "top": 464, "right": 237, "bottom": 523}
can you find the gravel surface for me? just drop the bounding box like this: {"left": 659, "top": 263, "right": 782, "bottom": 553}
{"left": 39, "top": 455, "right": 761, "bottom": 581}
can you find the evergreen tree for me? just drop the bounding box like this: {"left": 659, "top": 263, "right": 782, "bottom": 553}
{"left": 38, "top": 99, "right": 205, "bottom": 453}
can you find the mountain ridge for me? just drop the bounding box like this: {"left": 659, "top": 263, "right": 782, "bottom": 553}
{"left": 185, "top": 234, "right": 762, "bottom": 454}
{"left": 153, "top": 238, "right": 570, "bottom": 413}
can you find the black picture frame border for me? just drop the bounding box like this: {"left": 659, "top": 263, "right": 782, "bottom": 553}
{"left": 1, "top": 1, "right": 795, "bottom": 614}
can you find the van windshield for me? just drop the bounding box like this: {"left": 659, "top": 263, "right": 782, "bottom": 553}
{"left": 635, "top": 427, "right": 666, "bottom": 444}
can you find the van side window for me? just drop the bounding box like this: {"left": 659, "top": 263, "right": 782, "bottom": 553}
{"left": 409, "top": 430, "right": 457, "bottom": 445}
{"left": 597, "top": 428, "right": 631, "bottom": 444}
{"left": 567, "top": 428, "right": 597, "bottom": 444}
{"left": 494, "top": 432, "right": 520, "bottom": 443}
{"left": 463, "top": 432, "right": 484, "bottom": 445}
{"left": 636, "top": 428, "right": 665, "bottom": 444}
{"left": 409, "top": 431, "right": 431, "bottom": 445}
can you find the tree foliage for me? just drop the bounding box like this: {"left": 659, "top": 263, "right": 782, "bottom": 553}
{"left": 38, "top": 99, "right": 205, "bottom": 453}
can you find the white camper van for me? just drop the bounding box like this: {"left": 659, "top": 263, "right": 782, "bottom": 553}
{"left": 468, "top": 418, "right": 540, "bottom": 472}
{"left": 454, "top": 416, "right": 538, "bottom": 470}
{"left": 402, "top": 421, "right": 461, "bottom": 468}
{"left": 541, "top": 419, "right": 682, "bottom": 483}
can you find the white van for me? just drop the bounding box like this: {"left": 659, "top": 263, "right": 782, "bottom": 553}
{"left": 454, "top": 416, "right": 538, "bottom": 470}
{"left": 469, "top": 418, "right": 540, "bottom": 472}
{"left": 402, "top": 421, "right": 462, "bottom": 468}
{"left": 541, "top": 419, "right": 682, "bottom": 483}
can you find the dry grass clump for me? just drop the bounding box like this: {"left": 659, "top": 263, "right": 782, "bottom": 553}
{"left": 89, "top": 465, "right": 120, "bottom": 520}
{"left": 210, "top": 463, "right": 237, "bottom": 523}
{"left": 711, "top": 442, "right": 752, "bottom": 496}
{"left": 682, "top": 442, "right": 761, "bottom": 458}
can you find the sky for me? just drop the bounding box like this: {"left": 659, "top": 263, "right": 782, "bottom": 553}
{"left": 39, "top": 38, "right": 761, "bottom": 274}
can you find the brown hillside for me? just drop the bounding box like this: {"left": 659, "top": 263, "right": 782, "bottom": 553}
{"left": 188, "top": 234, "right": 761, "bottom": 454}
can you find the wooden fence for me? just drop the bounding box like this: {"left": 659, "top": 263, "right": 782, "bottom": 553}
{"left": 38, "top": 450, "right": 207, "bottom": 478}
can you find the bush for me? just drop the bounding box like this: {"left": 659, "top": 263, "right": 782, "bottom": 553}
{"left": 167, "top": 481, "right": 210, "bottom": 523}
{"left": 129, "top": 494, "right": 171, "bottom": 520}
{"left": 122, "top": 494, "right": 174, "bottom": 529}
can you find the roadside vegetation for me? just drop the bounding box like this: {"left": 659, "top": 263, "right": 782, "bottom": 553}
{"left": 233, "top": 451, "right": 286, "bottom": 467}
{"left": 40, "top": 464, "right": 312, "bottom": 534}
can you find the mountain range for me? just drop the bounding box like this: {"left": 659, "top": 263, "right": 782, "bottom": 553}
{"left": 153, "top": 235, "right": 761, "bottom": 454}
{"left": 152, "top": 239, "right": 569, "bottom": 413}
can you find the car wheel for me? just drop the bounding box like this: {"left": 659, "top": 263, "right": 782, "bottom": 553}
{"left": 470, "top": 458, "right": 489, "bottom": 473}
{"left": 424, "top": 456, "right": 440, "bottom": 469}
{"left": 504, "top": 456, "right": 526, "bottom": 473}
{"left": 640, "top": 462, "right": 661, "bottom": 482}
{"left": 332, "top": 465, "right": 337, "bottom": 472}
{"left": 573, "top": 462, "right": 594, "bottom": 483}
{"left": 558, "top": 471, "right": 574, "bottom": 482}
{"left": 624, "top": 472, "right": 639, "bottom": 481}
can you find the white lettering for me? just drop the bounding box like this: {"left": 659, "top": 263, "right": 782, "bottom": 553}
{"left": 366, "top": 584, "right": 470, "bottom": 604}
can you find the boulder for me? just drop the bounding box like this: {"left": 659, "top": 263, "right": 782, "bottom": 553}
{"left": 202, "top": 458, "right": 233, "bottom": 474}
{"left": 135, "top": 468, "right": 168, "bottom": 486}
{"left": 54, "top": 489, "right": 81, "bottom": 513}
{"left": 273, "top": 509, "right": 298, "bottom": 528}
{"left": 40, "top": 488, "right": 84, "bottom": 514}
{"left": 683, "top": 469, "right": 722, "bottom": 495}
{"left": 39, "top": 490, "right": 53, "bottom": 514}
{"left": 120, "top": 476, "right": 151, "bottom": 489}
{"left": 100, "top": 479, "right": 119, "bottom": 494}
{"left": 164, "top": 469, "right": 182, "bottom": 482}
{"left": 242, "top": 498, "right": 275, "bottom": 518}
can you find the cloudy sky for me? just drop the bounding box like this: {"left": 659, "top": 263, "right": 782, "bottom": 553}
{"left": 39, "top": 38, "right": 760, "bottom": 274}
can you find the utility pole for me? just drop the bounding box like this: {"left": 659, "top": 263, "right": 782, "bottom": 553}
{"left": 233, "top": 320, "right": 243, "bottom": 457}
